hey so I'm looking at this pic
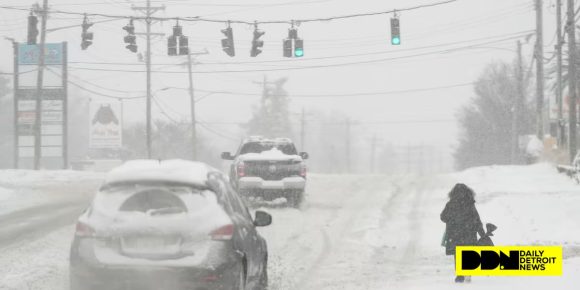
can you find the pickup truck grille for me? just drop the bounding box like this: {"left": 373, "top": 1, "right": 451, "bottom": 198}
{"left": 244, "top": 161, "right": 301, "bottom": 181}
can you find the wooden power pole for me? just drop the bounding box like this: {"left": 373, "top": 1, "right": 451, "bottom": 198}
{"left": 567, "top": 0, "right": 578, "bottom": 162}
{"left": 132, "top": 0, "right": 164, "bottom": 159}
{"left": 33, "top": 0, "right": 49, "bottom": 170}
{"left": 556, "top": 0, "right": 565, "bottom": 148}
{"left": 535, "top": 0, "right": 545, "bottom": 140}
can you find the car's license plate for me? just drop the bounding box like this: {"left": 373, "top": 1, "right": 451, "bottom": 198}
{"left": 121, "top": 236, "right": 181, "bottom": 255}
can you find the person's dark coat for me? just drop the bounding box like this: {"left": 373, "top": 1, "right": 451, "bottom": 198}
{"left": 440, "top": 184, "right": 485, "bottom": 255}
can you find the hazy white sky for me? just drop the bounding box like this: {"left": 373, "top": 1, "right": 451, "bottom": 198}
{"left": 0, "top": 0, "right": 552, "bottom": 152}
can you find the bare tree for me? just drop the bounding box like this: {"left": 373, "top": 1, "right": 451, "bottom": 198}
{"left": 455, "top": 61, "right": 535, "bottom": 170}
{"left": 246, "top": 77, "right": 293, "bottom": 138}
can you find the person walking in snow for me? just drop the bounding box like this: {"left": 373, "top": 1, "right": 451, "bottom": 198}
{"left": 440, "top": 183, "right": 485, "bottom": 283}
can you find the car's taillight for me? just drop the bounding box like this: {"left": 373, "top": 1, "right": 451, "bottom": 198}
{"left": 300, "top": 163, "right": 307, "bottom": 177}
{"left": 210, "top": 224, "right": 234, "bottom": 240}
{"left": 237, "top": 162, "right": 245, "bottom": 177}
{"left": 75, "top": 221, "right": 95, "bottom": 237}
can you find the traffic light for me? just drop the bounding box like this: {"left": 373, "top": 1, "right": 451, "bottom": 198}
{"left": 283, "top": 39, "right": 292, "bottom": 57}
{"left": 283, "top": 28, "right": 303, "bottom": 58}
{"left": 288, "top": 28, "right": 298, "bottom": 40}
{"left": 179, "top": 35, "right": 189, "bottom": 55}
{"left": 251, "top": 28, "right": 265, "bottom": 57}
{"left": 123, "top": 19, "right": 137, "bottom": 53}
{"left": 173, "top": 23, "right": 182, "bottom": 37}
{"left": 167, "top": 36, "right": 177, "bottom": 56}
{"left": 27, "top": 12, "right": 38, "bottom": 45}
{"left": 294, "top": 39, "right": 304, "bottom": 57}
{"left": 81, "top": 15, "right": 93, "bottom": 50}
{"left": 391, "top": 17, "right": 401, "bottom": 45}
{"left": 221, "top": 27, "right": 235, "bottom": 57}
{"left": 168, "top": 22, "right": 189, "bottom": 56}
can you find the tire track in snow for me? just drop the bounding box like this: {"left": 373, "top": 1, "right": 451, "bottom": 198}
{"left": 287, "top": 176, "right": 400, "bottom": 290}
{"left": 365, "top": 176, "right": 430, "bottom": 287}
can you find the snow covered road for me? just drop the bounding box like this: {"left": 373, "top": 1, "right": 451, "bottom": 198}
{"left": 1, "top": 165, "right": 580, "bottom": 289}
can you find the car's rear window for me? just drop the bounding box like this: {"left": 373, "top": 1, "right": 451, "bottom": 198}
{"left": 93, "top": 184, "right": 218, "bottom": 215}
{"left": 240, "top": 142, "right": 298, "bottom": 155}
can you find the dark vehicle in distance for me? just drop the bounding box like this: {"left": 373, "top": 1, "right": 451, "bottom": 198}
{"left": 70, "top": 159, "right": 271, "bottom": 290}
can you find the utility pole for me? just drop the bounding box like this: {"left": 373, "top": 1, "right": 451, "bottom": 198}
{"left": 185, "top": 49, "right": 208, "bottom": 160}
{"left": 145, "top": 1, "right": 152, "bottom": 159}
{"left": 513, "top": 41, "right": 524, "bottom": 164}
{"left": 300, "top": 107, "right": 306, "bottom": 152}
{"left": 370, "top": 134, "right": 377, "bottom": 174}
{"left": 132, "top": 0, "right": 164, "bottom": 159}
{"left": 535, "top": 0, "right": 545, "bottom": 140}
{"left": 33, "top": 0, "right": 48, "bottom": 170}
{"left": 345, "top": 118, "right": 351, "bottom": 174}
{"left": 567, "top": 0, "right": 578, "bottom": 162}
{"left": 556, "top": 0, "right": 565, "bottom": 148}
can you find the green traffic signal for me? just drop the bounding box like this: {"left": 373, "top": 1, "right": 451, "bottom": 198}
{"left": 295, "top": 47, "right": 304, "bottom": 57}
{"left": 390, "top": 17, "right": 401, "bottom": 46}
{"left": 391, "top": 37, "right": 401, "bottom": 45}
{"left": 294, "top": 39, "right": 304, "bottom": 57}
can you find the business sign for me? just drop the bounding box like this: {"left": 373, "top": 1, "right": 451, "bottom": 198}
{"left": 13, "top": 42, "right": 68, "bottom": 169}
{"left": 456, "top": 246, "right": 562, "bottom": 276}
{"left": 15, "top": 88, "right": 66, "bottom": 167}
{"left": 89, "top": 102, "right": 123, "bottom": 149}
{"left": 18, "top": 43, "right": 64, "bottom": 65}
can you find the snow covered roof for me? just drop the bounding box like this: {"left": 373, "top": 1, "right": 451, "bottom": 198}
{"left": 239, "top": 148, "right": 302, "bottom": 162}
{"left": 243, "top": 136, "right": 294, "bottom": 144}
{"left": 103, "top": 159, "right": 216, "bottom": 187}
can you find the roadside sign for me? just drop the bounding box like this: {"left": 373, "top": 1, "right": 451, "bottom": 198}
{"left": 89, "top": 102, "right": 123, "bottom": 149}
{"left": 13, "top": 42, "right": 68, "bottom": 169}
{"left": 18, "top": 43, "right": 64, "bottom": 65}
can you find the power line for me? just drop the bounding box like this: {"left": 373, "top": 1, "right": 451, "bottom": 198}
{"left": 192, "top": 82, "right": 474, "bottom": 98}
{"left": 0, "top": 0, "right": 458, "bottom": 25}
{"left": 5, "top": 0, "right": 334, "bottom": 8}
{"left": 64, "top": 30, "right": 532, "bottom": 67}
{"left": 50, "top": 63, "right": 474, "bottom": 100}
{"left": 67, "top": 34, "right": 531, "bottom": 74}
{"left": 198, "top": 118, "right": 456, "bottom": 126}
{"left": 46, "top": 67, "right": 143, "bottom": 99}
{"left": 198, "top": 122, "right": 240, "bottom": 141}
{"left": 152, "top": 94, "right": 181, "bottom": 124}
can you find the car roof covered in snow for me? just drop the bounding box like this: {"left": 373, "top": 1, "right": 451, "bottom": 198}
{"left": 103, "top": 159, "right": 217, "bottom": 188}
{"left": 242, "top": 136, "right": 294, "bottom": 144}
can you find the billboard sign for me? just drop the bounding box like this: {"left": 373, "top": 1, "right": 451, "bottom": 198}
{"left": 89, "top": 102, "right": 123, "bottom": 149}
{"left": 18, "top": 43, "right": 64, "bottom": 65}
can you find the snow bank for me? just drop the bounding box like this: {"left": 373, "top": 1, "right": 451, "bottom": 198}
{"left": 450, "top": 163, "right": 578, "bottom": 195}
{"left": 0, "top": 169, "right": 103, "bottom": 188}
{"left": 0, "top": 186, "right": 13, "bottom": 202}
{"left": 0, "top": 170, "right": 104, "bottom": 215}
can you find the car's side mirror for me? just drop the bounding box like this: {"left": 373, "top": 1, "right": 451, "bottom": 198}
{"left": 299, "top": 152, "right": 309, "bottom": 160}
{"left": 254, "top": 210, "right": 272, "bottom": 227}
{"left": 221, "top": 152, "right": 234, "bottom": 160}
